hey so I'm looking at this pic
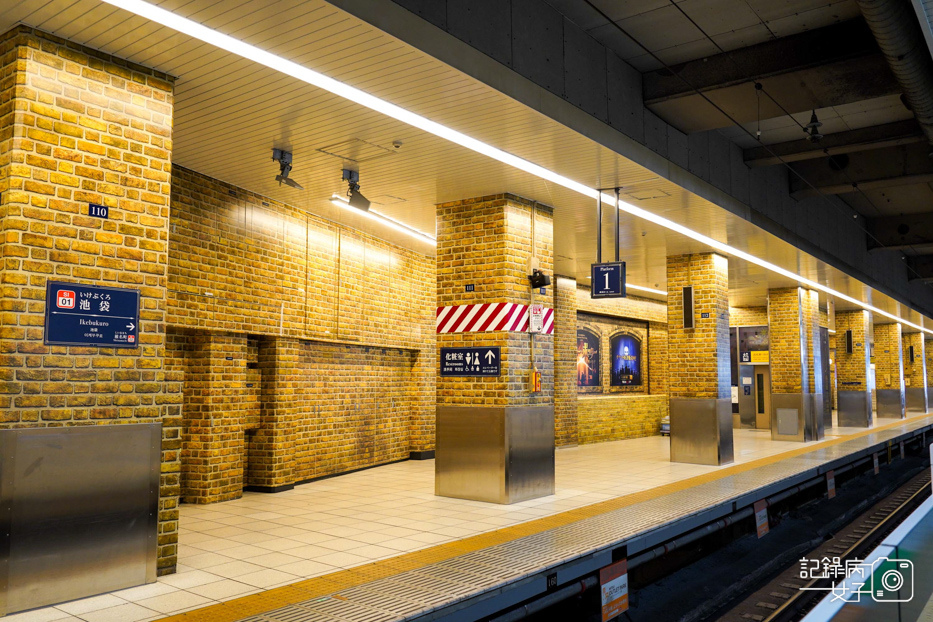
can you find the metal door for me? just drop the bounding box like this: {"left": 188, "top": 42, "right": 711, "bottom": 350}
{"left": 755, "top": 367, "right": 771, "bottom": 429}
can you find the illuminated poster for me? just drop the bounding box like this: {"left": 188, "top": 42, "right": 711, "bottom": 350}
{"left": 739, "top": 326, "right": 769, "bottom": 364}
{"left": 610, "top": 333, "right": 642, "bottom": 386}
{"left": 577, "top": 329, "right": 600, "bottom": 388}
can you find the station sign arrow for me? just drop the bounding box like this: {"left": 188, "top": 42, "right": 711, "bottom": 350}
{"left": 485, "top": 350, "right": 496, "bottom": 364}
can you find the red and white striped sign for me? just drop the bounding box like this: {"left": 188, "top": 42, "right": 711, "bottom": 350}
{"left": 436, "top": 303, "right": 554, "bottom": 334}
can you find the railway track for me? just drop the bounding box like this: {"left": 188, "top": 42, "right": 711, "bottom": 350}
{"left": 716, "top": 469, "right": 932, "bottom": 622}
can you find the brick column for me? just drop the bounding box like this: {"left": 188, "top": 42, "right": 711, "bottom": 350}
{"left": 435, "top": 194, "right": 554, "bottom": 503}
{"left": 667, "top": 253, "right": 732, "bottom": 465}
{"left": 0, "top": 27, "right": 181, "bottom": 573}
{"left": 926, "top": 338, "right": 933, "bottom": 409}
{"left": 902, "top": 332, "right": 927, "bottom": 415}
{"left": 767, "top": 288, "right": 824, "bottom": 441}
{"left": 181, "top": 334, "right": 248, "bottom": 503}
{"left": 249, "top": 336, "right": 300, "bottom": 491}
{"left": 553, "top": 276, "right": 578, "bottom": 447}
{"left": 874, "top": 323, "right": 905, "bottom": 419}
{"left": 835, "top": 310, "right": 873, "bottom": 426}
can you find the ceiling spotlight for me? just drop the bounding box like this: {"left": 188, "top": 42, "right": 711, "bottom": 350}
{"left": 804, "top": 110, "right": 823, "bottom": 143}
{"left": 334, "top": 168, "right": 370, "bottom": 211}
{"left": 272, "top": 148, "right": 304, "bottom": 189}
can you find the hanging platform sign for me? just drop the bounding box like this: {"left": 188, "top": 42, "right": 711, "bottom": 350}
{"left": 440, "top": 347, "right": 501, "bottom": 377}
{"left": 44, "top": 281, "right": 140, "bottom": 348}
{"left": 591, "top": 262, "right": 626, "bottom": 299}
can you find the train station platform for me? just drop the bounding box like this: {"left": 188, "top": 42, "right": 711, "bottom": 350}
{"left": 10, "top": 414, "right": 933, "bottom": 622}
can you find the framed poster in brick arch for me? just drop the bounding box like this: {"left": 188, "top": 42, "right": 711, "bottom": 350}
{"left": 577, "top": 327, "right": 601, "bottom": 391}
{"left": 610, "top": 332, "right": 643, "bottom": 387}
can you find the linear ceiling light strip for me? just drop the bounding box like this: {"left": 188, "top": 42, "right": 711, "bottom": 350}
{"left": 101, "top": 0, "right": 930, "bottom": 334}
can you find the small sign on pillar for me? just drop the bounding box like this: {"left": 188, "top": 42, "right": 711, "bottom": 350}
{"left": 827, "top": 470, "right": 836, "bottom": 499}
{"left": 874, "top": 452, "right": 880, "bottom": 475}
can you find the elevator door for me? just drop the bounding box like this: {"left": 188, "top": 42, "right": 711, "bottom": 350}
{"left": 755, "top": 367, "right": 771, "bottom": 429}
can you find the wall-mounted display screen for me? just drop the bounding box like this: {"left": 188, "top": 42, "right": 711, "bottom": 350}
{"left": 577, "top": 328, "right": 601, "bottom": 388}
{"left": 610, "top": 333, "right": 642, "bottom": 386}
{"left": 739, "top": 325, "right": 769, "bottom": 364}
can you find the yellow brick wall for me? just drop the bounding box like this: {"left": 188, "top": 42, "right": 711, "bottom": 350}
{"left": 903, "top": 332, "right": 926, "bottom": 389}
{"left": 768, "top": 288, "right": 804, "bottom": 393}
{"left": 836, "top": 310, "right": 872, "bottom": 391}
{"left": 165, "top": 169, "right": 436, "bottom": 497}
{"left": 666, "top": 253, "right": 730, "bottom": 399}
{"left": 578, "top": 395, "right": 668, "bottom": 444}
{"left": 0, "top": 27, "right": 181, "bottom": 574}
{"left": 553, "top": 277, "right": 578, "bottom": 446}
{"left": 874, "top": 323, "right": 903, "bottom": 391}
{"left": 435, "top": 195, "right": 553, "bottom": 407}
{"left": 730, "top": 306, "right": 767, "bottom": 326}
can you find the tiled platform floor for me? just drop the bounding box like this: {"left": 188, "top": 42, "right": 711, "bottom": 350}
{"left": 3, "top": 417, "right": 912, "bottom": 622}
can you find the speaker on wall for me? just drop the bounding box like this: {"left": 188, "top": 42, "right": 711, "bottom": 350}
{"left": 909, "top": 345, "right": 915, "bottom": 363}
{"left": 683, "top": 286, "right": 694, "bottom": 329}
{"left": 845, "top": 330, "right": 853, "bottom": 354}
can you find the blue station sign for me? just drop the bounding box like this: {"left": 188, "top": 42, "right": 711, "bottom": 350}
{"left": 44, "top": 281, "right": 140, "bottom": 348}
{"left": 440, "top": 347, "right": 501, "bottom": 377}
{"left": 591, "top": 262, "right": 626, "bottom": 298}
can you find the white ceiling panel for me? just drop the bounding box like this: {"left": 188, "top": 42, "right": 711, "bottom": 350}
{"left": 2, "top": 0, "right": 932, "bottom": 327}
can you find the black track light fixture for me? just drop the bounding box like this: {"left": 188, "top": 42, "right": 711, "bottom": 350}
{"left": 331, "top": 168, "right": 370, "bottom": 211}
{"left": 804, "top": 110, "right": 823, "bottom": 143}
{"left": 272, "top": 148, "right": 304, "bottom": 189}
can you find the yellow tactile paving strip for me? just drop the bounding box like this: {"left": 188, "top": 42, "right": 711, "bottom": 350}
{"left": 156, "top": 417, "right": 928, "bottom": 622}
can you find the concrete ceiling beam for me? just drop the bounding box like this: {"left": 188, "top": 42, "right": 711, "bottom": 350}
{"left": 744, "top": 119, "right": 924, "bottom": 168}
{"left": 788, "top": 142, "right": 933, "bottom": 199}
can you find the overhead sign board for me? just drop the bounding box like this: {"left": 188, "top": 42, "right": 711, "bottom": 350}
{"left": 44, "top": 281, "right": 140, "bottom": 348}
{"left": 440, "top": 347, "right": 500, "bottom": 377}
{"left": 591, "top": 262, "right": 626, "bottom": 299}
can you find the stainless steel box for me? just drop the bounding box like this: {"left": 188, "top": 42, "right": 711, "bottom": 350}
{"left": 1, "top": 424, "right": 161, "bottom": 615}
{"left": 669, "top": 398, "right": 734, "bottom": 466}
{"left": 435, "top": 405, "right": 555, "bottom": 504}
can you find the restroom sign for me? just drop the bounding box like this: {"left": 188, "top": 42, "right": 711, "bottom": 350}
{"left": 440, "top": 347, "right": 500, "bottom": 377}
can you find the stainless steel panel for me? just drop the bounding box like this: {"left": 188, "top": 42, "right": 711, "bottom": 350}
{"left": 905, "top": 387, "right": 928, "bottom": 415}
{"left": 669, "top": 398, "right": 733, "bottom": 466}
{"left": 0, "top": 424, "right": 160, "bottom": 616}
{"left": 876, "top": 389, "right": 906, "bottom": 419}
{"left": 820, "top": 327, "right": 832, "bottom": 429}
{"left": 506, "top": 407, "right": 555, "bottom": 503}
{"left": 736, "top": 364, "right": 756, "bottom": 428}
{"left": 776, "top": 408, "right": 799, "bottom": 437}
{"left": 770, "top": 393, "right": 824, "bottom": 441}
{"left": 436, "top": 406, "right": 554, "bottom": 504}
{"left": 838, "top": 390, "right": 873, "bottom": 427}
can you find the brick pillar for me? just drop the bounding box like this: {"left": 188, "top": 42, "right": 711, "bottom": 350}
{"left": 249, "top": 336, "right": 299, "bottom": 491}
{"left": 926, "top": 338, "right": 933, "bottom": 409}
{"left": 667, "top": 253, "right": 732, "bottom": 465}
{"left": 553, "top": 276, "right": 578, "bottom": 447}
{"left": 835, "top": 310, "right": 873, "bottom": 426}
{"left": 0, "top": 27, "right": 181, "bottom": 573}
{"left": 767, "top": 288, "right": 824, "bottom": 441}
{"left": 181, "top": 334, "right": 248, "bottom": 503}
{"left": 435, "top": 194, "right": 554, "bottom": 503}
{"left": 902, "top": 332, "right": 927, "bottom": 415}
{"left": 874, "top": 323, "right": 905, "bottom": 419}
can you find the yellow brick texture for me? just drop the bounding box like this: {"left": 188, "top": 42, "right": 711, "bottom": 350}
{"left": 835, "top": 310, "right": 872, "bottom": 391}
{"left": 435, "top": 195, "right": 553, "bottom": 407}
{"left": 0, "top": 27, "right": 181, "bottom": 574}
{"left": 553, "top": 277, "right": 577, "bottom": 446}
{"left": 666, "top": 253, "right": 730, "bottom": 399}
{"left": 768, "top": 288, "right": 822, "bottom": 395}
{"left": 874, "top": 323, "right": 904, "bottom": 391}
{"left": 164, "top": 169, "right": 437, "bottom": 498}
{"left": 577, "top": 395, "right": 668, "bottom": 444}
{"left": 729, "top": 306, "right": 767, "bottom": 327}
{"left": 902, "top": 332, "right": 926, "bottom": 390}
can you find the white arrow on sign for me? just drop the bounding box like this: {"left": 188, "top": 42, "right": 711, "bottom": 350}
{"left": 127, "top": 323, "right": 136, "bottom": 331}
{"left": 485, "top": 350, "right": 496, "bottom": 364}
